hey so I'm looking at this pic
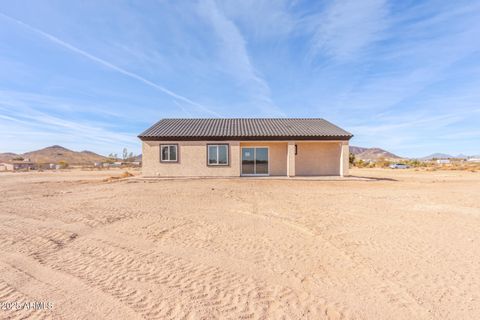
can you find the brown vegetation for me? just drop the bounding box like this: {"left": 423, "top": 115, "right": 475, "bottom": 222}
{"left": 102, "top": 171, "right": 135, "bottom": 182}
{"left": 351, "top": 156, "right": 480, "bottom": 172}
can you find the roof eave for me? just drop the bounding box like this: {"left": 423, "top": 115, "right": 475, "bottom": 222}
{"left": 138, "top": 135, "right": 353, "bottom": 141}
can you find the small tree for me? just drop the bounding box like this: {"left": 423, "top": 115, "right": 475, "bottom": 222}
{"left": 122, "top": 148, "right": 128, "bottom": 160}
{"left": 349, "top": 153, "right": 355, "bottom": 165}
{"left": 106, "top": 153, "right": 116, "bottom": 164}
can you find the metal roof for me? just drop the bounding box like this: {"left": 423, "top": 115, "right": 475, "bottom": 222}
{"left": 138, "top": 118, "right": 353, "bottom": 141}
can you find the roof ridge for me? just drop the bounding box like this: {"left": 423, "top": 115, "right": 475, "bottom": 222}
{"left": 160, "top": 117, "right": 327, "bottom": 120}
{"left": 138, "top": 118, "right": 353, "bottom": 140}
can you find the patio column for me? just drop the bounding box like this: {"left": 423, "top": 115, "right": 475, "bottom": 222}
{"left": 287, "top": 141, "right": 296, "bottom": 177}
{"left": 340, "top": 142, "right": 344, "bottom": 177}
{"left": 339, "top": 141, "right": 349, "bottom": 177}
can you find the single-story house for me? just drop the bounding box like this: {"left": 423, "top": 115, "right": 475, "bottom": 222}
{"left": 0, "top": 163, "right": 14, "bottom": 171}
{"left": 0, "top": 161, "right": 36, "bottom": 171}
{"left": 436, "top": 159, "right": 450, "bottom": 164}
{"left": 138, "top": 118, "right": 353, "bottom": 177}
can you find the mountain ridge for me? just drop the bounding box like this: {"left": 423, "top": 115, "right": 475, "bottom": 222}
{"left": 1, "top": 145, "right": 107, "bottom": 164}
{"left": 349, "top": 146, "right": 401, "bottom": 160}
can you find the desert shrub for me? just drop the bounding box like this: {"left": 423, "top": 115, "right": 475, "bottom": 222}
{"left": 349, "top": 153, "right": 356, "bottom": 165}
{"left": 121, "top": 171, "right": 134, "bottom": 178}
{"left": 375, "top": 158, "right": 391, "bottom": 168}
{"left": 103, "top": 171, "right": 134, "bottom": 182}
{"left": 406, "top": 159, "right": 423, "bottom": 167}
{"left": 58, "top": 161, "right": 69, "bottom": 169}
{"left": 355, "top": 159, "right": 366, "bottom": 168}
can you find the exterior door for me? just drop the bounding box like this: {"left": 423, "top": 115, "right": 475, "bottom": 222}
{"left": 241, "top": 147, "right": 269, "bottom": 175}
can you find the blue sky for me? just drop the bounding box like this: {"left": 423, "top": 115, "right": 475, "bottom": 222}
{"left": 0, "top": 0, "right": 479, "bottom": 157}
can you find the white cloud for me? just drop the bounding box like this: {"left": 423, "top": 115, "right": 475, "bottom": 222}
{"left": 0, "top": 108, "right": 138, "bottom": 154}
{"left": 0, "top": 90, "right": 139, "bottom": 154}
{"left": 310, "top": 0, "right": 388, "bottom": 60}
{"left": 0, "top": 11, "right": 221, "bottom": 117}
{"left": 218, "top": 0, "right": 295, "bottom": 39}
{"left": 197, "top": 0, "right": 285, "bottom": 116}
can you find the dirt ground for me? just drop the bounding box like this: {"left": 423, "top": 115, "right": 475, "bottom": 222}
{"left": 0, "top": 168, "right": 479, "bottom": 319}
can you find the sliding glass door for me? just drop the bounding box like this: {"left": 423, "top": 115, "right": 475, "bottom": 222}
{"left": 241, "top": 147, "right": 269, "bottom": 175}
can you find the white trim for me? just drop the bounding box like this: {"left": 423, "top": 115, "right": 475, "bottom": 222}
{"left": 240, "top": 146, "right": 270, "bottom": 176}
{"left": 160, "top": 144, "right": 178, "bottom": 162}
{"left": 207, "top": 144, "right": 229, "bottom": 166}
{"left": 287, "top": 141, "right": 295, "bottom": 177}
{"left": 339, "top": 142, "right": 344, "bottom": 176}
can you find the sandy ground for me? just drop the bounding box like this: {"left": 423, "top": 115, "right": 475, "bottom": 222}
{"left": 0, "top": 168, "right": 479, "bottom": 319}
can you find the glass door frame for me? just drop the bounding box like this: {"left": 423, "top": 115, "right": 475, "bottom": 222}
{"left": 240, "top": 146, "right": 270, "bottom": 176}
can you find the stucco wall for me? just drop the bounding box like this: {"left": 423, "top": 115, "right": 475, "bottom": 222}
{"left": 142, "top": 140, "right": 348, "bottom": 177}
{"left": 295, "top": 142, "right": 342, "bottom": 176}
{"left": 239, "top": 142, "right": 287, "bottom": 176}
{"left": 142, "top": 141, "right": 240, "bottom": 177}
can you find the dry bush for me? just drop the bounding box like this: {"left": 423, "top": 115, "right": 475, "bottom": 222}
{"left": 121, "top": 171, "right": 134, "bottom": 178}
{"left": 354, "top": 159, "right": 371, "bottom": 168}
{"left": 375, "top": 158, "right": 391, "bottom": 168}
{"left": 103, "top": 171, "right": 134, "bottom": 182}
{"left": 58, "top": 161, "right": 69, "bottom": 169}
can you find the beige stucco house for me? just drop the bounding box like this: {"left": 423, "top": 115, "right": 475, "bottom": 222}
{"left": 139, "top": 118, "right": 353, "bottom": 177}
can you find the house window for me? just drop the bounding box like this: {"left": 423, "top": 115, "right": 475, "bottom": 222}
{"left": 207, "top": 144, "right": 228, "bottom": 166}
{"left": 160, "top": 144, "right": 178, "bottom": 162}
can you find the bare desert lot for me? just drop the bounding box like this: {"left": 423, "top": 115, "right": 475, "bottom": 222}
{"left": 0, "top": 168, "right": 479, "bottom": 319}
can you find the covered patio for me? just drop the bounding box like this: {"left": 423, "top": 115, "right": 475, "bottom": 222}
{"left": 239, "top": 141, "right": 349, "bottom": 177}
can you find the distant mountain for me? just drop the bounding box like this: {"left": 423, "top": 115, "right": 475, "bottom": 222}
{"left": 0, "top": 152, "right": 21, "bottom": 162}
{"left": 349, "top": 146, "right": 369, "bottom": 155}
{"left": 420, "top": 153, "right": 480, "bottom": 160}
{"left": 350, "top": 146, "right": 401, "bottom": 160}
{"left": 14, "top": 145, "right": 107, "bottom": 164}
{"left": 420, "top": 153, "right": 454, "bottom": 160}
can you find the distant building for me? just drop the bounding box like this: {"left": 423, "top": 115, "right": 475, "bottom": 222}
{"left": 8, "top": 160, "right": 36, "bottom": 171}
{"left": 0, "top": 163, "right": 14, "bottom": 171}
{"left": 436, "top": 159, "right": 450, "bottom": 164}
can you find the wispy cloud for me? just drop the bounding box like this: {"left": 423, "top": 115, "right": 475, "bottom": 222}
{"left": 218, "top": 0, "right": 295, "bottom": 39}
{"left": 309, "top": 0, "right": 388, "bottom": 60}
{"left": 0, "top": 104, "right": 137, "bottom": 154}
{"left": 197, "top": 0, "right": 285, "bottom": 116}
{"left": 0, "top": 2, "right": 479, "bottom": 157}
{"left": 0, "top": 11, "right": 221, "bottom": 117}
{"left": 0, "top": 90, "right": 139, "bottom": 154}
{"left": 318, "top": 1, "right": 480, "bottom": 136}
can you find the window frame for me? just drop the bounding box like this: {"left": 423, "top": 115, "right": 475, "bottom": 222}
{"left": 160, "top": 144, "right": 179, "bottom": 163}
{"left": 206, "top": 144, "right": 229, "bottom": 166}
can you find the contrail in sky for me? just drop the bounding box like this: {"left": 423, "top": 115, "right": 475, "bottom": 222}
{"left": 0, "top": 12, "right": 221, "bottom": 117}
